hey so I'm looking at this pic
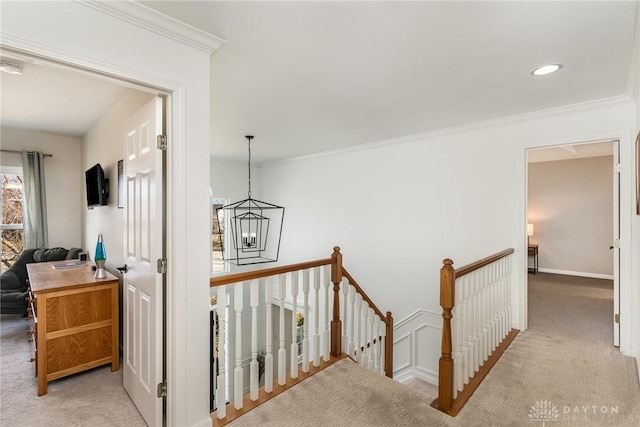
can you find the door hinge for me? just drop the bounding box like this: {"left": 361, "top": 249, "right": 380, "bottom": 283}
{"left": 157, "top": 381, "right": 167, "bottom": 398}
{"left": 614, "top": 163, "right": 621, "bottom": 173}
{"left": 615, "top": 314, "right": 620, "bottom": 324}
{"left": 614, "top": 239, "right": 620, "bottom": 249}
{"left": 157, "top": 135, "right": 167, "bottom": 150}
{"left": 157, "top": 258, "right": 167, "bottom": 274}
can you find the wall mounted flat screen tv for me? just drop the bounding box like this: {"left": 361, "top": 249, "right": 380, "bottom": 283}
{"left": 85, "top": 163, "right": 109, "bottom": 208}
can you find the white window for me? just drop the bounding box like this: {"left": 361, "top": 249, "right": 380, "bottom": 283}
{"left": 1, "top": 167, "right": 24, "bottom": 273}
{"left": 211, "top": 197, "right": 229, "bottom": 275}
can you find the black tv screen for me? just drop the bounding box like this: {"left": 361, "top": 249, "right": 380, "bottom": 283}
{"left": 85, "top": 163, "right": 109, "bottom": 208}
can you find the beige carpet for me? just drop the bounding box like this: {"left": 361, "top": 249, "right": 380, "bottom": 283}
{"left": 0, "top": 314, "right": 146, "bottom": 427}
{"left": 229, "top": 273, "right": 640, "bottom": 426}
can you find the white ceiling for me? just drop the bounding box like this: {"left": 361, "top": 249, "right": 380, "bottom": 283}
{"left": 0, "top": 54, "right": 130, "bottom": 137}
{"left": 1, "top": 1, "right": 638, "bottom": 163}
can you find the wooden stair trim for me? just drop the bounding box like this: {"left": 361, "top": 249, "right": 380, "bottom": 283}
{"left": 211, "top": 354, "right": 348, "bottom": 427}
{"left": 431, "top": 328, "right": 519, "bottom": 416}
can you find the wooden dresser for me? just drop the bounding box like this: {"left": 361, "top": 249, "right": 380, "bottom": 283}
{"left": 27, "top": 261, "right": 119, "bottom": 396}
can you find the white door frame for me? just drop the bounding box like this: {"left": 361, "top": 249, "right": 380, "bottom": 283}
{"left": 0, "top": 2, "right": 223, "bottom": 425}
{"left": 520, "top": 130, "right": 635, "bottom": 357}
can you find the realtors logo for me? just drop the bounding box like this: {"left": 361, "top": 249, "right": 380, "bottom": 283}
{"left": 529, "top": 400, "right": 559, "bottom": 424}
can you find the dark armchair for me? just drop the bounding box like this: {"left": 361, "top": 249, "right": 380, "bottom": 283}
{"left": 1, "top": 247, "right": 83, "bottom": 315}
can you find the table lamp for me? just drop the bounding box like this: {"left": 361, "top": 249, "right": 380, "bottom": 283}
{"left": 527, "top": 223, "right": 534, "bottom": 245}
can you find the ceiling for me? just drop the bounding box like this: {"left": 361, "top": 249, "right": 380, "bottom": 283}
{"left": 1, "top": 1, "right": 638, "bottom": 163}
{"left": 0, "top": 53, "right": 131, "bottom": 137}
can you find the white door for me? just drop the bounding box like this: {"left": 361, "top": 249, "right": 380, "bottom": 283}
{"left": 123, "top": 96, "right": 165, "bottom": 425}
{"left": 613, "top": 140, "right": 620, "bottom": 347}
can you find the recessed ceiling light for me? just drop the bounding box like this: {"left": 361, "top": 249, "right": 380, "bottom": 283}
{"left": 531, "top": 64, "right": 562, "bottom": 76}
{"left": 0, "top": 60, "right": 24, "bottom": 75}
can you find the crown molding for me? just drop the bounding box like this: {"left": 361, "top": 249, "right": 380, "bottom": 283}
{"left": 77, "top": 0, "right": 225, "bottom": 55}
{"left": 263, "top": 95, "right": 633, "bottom": 167}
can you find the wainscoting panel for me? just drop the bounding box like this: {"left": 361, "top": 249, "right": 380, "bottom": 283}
{"left": 393, "top": 309, "right": 441, "bottom": 385}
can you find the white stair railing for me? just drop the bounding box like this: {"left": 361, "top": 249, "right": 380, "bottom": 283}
{"left": 435, "top": 248, "right": 516, "bottom": 416}
{"left": 209, "top": 247, "right": 394, "bottom": 422}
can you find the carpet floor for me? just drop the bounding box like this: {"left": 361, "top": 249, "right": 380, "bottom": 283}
{"left": 229, "top": 273, "right": 640, "bottom": 426}
{"left": 0, "top": 314, "right": 146, "bottom": 427}
{"left": 2, "top": 273, "right": 638, "bottom": 426}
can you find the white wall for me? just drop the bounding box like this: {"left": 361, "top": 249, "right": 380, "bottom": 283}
{"left": 1, "top": 2, "right": 220, "bottom": 425}
{"left": 257, "top": 99, "right": 639, "bottom": 376}
{"left": 0, "top": 127, "right": 82, "bottom": 249}
{"left": 528, "top": 156, "right": 614, "bottom": 278}
{"left": 83, "top": 89, "right": 155, "bottom": 268}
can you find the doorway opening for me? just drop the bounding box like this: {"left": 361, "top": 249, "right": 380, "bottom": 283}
{"left": 0, "top": 47, "right": 171, "bottom": 425}
{"left": 525, "top": 139, "right": 620, "bottom": 348}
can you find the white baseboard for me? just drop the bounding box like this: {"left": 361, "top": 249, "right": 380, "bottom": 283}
{"left": 395, "top": 366, "right": 438, "bottom": 386}
{"left": 537, "top": 268, "right": 614, "bottom": 280}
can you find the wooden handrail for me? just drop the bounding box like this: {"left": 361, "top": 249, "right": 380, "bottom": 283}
{"left": 209, "top": 245, "right": 393, "bottom": 386}
{"left": 342, "top": 268, "right": 387, "bottom": 322}
{"left": 210, "top": 257, "right": 332, "bottom": 288}
{"left": 454, "top": 248, "right": 514, "bottom": 279}
{"left": 434, "top": 247, "right": 515, "bottom": 415}
{"left": 342, "top": 267, "right": 394, "bottom": 377}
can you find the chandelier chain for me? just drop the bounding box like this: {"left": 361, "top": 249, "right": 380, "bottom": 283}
{"left": 247, "top": 136, "right": 252, "bottom": 199}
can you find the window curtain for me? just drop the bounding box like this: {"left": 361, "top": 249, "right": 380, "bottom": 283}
{"left": 21, "top": 150, "right": 48, "bottom": 248}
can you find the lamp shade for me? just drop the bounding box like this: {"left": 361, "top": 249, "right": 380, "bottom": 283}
{"left": 527, "top": 223, "right": 534, "bottom": 237}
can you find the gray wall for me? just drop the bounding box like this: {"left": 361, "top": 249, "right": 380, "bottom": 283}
{"left": 528, "top": 156, "right": 614, "bottom": 277}
{"left": 0, "top": 127, "right": 83, "bottom": 250}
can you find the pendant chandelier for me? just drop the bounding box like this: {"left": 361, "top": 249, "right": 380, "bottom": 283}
{"left": 216, "top": 136, "right": 285, "bottom": 266}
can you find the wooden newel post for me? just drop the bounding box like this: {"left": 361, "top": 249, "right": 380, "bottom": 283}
{"left": 330, "top": 246, "right": 343, "bottom": 357}
{"left": 385, "top": 311, "right": 393, "bottom": 378}
{"left": 438, "top": 258, "right": 455, "bottom": 412}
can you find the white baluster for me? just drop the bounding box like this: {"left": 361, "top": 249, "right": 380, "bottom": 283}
{"left": 233, "top": 283, "right": 243, "bottom": 409}
{"left": 341, "top": 279, "right": 348, "bottom": 352}
{"left": 373, "top": 315, "right": 380, "bottom": 373}
{"left": 249, "top": 279, "right": 259, "bottom": 401}
{"left": 453, "top": 280, "right": 462, "bottom": 394}
{"left": 462, "top": 275, "right": 472, "bottom": 385}
{"left": 302, "top": 269, "right": 310, "bottom": 373}
{"left": 348, "top": 285, "right": 356, "bottom": 356}
{"left": 506, "top": 254, "right": 512, "bottom": 336}
{"left": 368, "top": 307, "right": 375, "bottom": 370}
{"left": 323, "top": 265, "right": 331, "bottom": 361}
{"left": 264, "top": 276, "right": 273, "bottom": 393}
{"left": 361, "top": 301, "right": 369, "bottom": 366}
{"left": 313, "top": 267, "right": 321, "bottom": 367}
{"left": 379, "top": 318, "right": 386, "bottom": 376}
{"left": 290, "top": 271, "right": 299, "bottom": 379}
{"left": 472, "top": 271, "right": 479, "bottom": 373}
{"left": 278, "top": 274, "right": 286, "bottom": 385}
{"left": 216, "top": 285, "right": 226, "bottom": 419}
{"left": 355, "top": 293, "right": 362, "bottom": 361}
{"left": 482, "top": 268, "right": 489, "bottom": 361}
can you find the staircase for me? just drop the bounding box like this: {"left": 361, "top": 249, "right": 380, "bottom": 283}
{"left": 209, "top": 247, "right": 393, "bottom": 426}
